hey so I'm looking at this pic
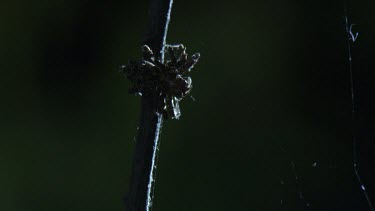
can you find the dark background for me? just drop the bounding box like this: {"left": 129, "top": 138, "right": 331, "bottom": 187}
{"left": 1, "top": 0, "right": 375, "bottom": 210}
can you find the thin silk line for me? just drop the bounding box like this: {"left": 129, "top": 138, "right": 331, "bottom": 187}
{"left": 344, "top": 5, "right": 374, "bottom": 211}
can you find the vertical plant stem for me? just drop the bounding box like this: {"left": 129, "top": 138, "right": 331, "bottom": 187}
{"left": 125, "top": 0, "right": 173, "bottom": 211}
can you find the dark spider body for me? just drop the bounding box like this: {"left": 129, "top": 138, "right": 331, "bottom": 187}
{"left": 122, "top": 44, "right": 200, "bottom": 119}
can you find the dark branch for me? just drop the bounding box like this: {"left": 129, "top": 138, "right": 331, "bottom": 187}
{"left": 144, "top": 0, "right": 173, "bottom": 63}
{"left": 125, "top": 0, "right": 173, "bottom": 211}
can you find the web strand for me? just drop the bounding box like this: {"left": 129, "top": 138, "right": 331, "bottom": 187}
{"left": 344, "top": 4, "right": 374, "bottom": 211}
{"left": 279, "top": 145, "right": 311, "bottom": 209}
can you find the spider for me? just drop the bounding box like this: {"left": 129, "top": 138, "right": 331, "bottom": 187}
{"left": 121, "top": 44, "right": 200, "bottom": 119}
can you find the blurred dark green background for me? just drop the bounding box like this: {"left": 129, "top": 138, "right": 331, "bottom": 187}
{"left": 1, "top": 0, "right": 375, "bottom": 210}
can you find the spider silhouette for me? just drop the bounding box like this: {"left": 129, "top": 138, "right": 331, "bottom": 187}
{"left": 122, "top": 44, "right": 200, "bottom": 119}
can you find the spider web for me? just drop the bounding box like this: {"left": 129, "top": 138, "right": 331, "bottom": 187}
{"left": 344, "top": 2, "right": 374, "bottom": 210}
{"left": 262, "top": 4, "right": 375, "bottom": 210}
{"left": 273, "top": 3, "right": 375, "bottom": 210}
